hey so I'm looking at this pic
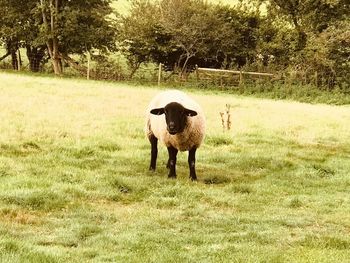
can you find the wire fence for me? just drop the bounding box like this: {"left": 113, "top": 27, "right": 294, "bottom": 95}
{"left": 0, "top": 53, "right": 343, "bottom": 90}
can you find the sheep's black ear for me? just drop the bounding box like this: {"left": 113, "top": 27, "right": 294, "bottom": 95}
{"left": 185, "top": 109, "right": 197, "bottom": 117}
{"left": 150, "top": 108, "right": 165, "bottom": 115}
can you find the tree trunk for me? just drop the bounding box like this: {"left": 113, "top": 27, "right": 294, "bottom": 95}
{"left": 11, "top": 49, "right": 18, "bottom": 70}
{"left": 128, "top": 62, "right": 141, "bottom": 79}
{"left": 292, "top": 17, "right": 307, "bottom": 50}
{"left": 179, "top": 52, "right": 194, "bottom": 80}
{"left": 6, "top": 39, "right": 19, "bottom": 70}
{"left": 0, "top": 51, "right": 11, "bottom": 62}
{"left": 51, "top": 0, "right": 62, "bottom": 74}
{"left": 51, "top": 49, "right": 62, "bottom": 74}
{"left": 18, "top": 49, "right": 22, "bottom": 70}
{"left": 40, "top": 0, "right": 62, "bottom": 75}
{"left": 180, "top": 54, "right": 191, "bottom": 77}
{"left": 46, "top": 40, "right": 62, "bottom": 74}
{"left": 26, "top": 45, "right": 46, "bottom": 72}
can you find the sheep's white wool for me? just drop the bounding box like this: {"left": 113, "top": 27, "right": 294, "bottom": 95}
{"left": 146, "top": 90, "right": 206, "bottom": 151}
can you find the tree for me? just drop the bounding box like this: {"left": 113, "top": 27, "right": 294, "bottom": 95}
{"left": 117, "top": 0, "right": 162, "bottom": 78}
{"left": 119, "top": 0, "right": 264, "bottom": 78}
{"left": 0, "top": 0, "right": 25, "bottom": 69}
{"left": 210, "top": 5, "right": 261, "bottom": 68}
{"left": 300, "top": 19, "right": 350, "bottom": 88}
{"left": 1, "top": 0, "right": 116, "bottom": 74}
{"left": 266, "top": 0, "right": 350, "bottom": 50}
{"left": 39, "top": 0, "right": 62, "bottom": 74}
{"left": 38, "top": 0, "right": 116, "bottom": 75}
{"left": 255, "top": 15, "right": 298, "bottom": 70}
{"left": 0, "top": 0, "right": 48, "bottom": 71}
{"left": 159, "top": 0, "right": 218, "bottom": 76}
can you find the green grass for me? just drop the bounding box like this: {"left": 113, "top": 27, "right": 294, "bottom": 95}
{"left": 0, "top": 72, "right": 350, "bottom": 262}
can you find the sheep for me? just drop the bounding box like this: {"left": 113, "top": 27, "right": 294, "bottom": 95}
{"left": 145, "top": 90, "right": 205, "bottom": 180}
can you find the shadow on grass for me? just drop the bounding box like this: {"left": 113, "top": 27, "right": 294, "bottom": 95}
{"left": 0, "top": 142, "right": 42, "bottom": 157}
{"left": 0, "top": 238, "right": 60, "bottom": 263}
{"left": 296, "top": 235, "right": 350, "bottom": 250}
{"left": 0, "top": 190, "right": 69, "bottom": 211}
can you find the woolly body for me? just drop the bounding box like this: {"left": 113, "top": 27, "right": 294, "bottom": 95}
{"left": 146, "top": 90, "right": 205, "bottom": 151}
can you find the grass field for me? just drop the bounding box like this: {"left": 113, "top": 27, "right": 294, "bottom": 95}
{"left": 0, "top": 72, "right": 350, "bottom": 262}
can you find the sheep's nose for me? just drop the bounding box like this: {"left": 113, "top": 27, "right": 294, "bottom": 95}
{"left": 169, "top": 122, "right": 175, "bottom": 130}
{"left": 168, "top": 122, "right": 177, "bottom": 134}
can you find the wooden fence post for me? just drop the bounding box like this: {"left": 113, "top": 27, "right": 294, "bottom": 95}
{"left": 158, "top": 63, "right": 162, "bottom": 86}
{"left": 86, "top": 51, "right": 91, "bottom": 80}
{"left": 314, "top": 71, "right": 318, "bottom": 87}
{"left": 17, "top": 49, "right": 21, "bottom": 71}
{"left": 239, "top": 70, "right": 243, "bottom": 85}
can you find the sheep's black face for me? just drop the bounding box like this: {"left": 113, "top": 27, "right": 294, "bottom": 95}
{"left": 164, "top": 102, "right": 189, "bottom": 135}
{"left": 150, "top": 102, "right": 197, "bottom": 135}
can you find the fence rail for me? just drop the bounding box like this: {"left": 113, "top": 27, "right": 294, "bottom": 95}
{"left": 196, "top": 67, "right": 274, "bottom": 77}
{"left": 195, "top": 66, "right": 274, "bottom": 86}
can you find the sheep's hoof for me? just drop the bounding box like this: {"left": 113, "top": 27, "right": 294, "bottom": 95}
{"left": 190, "top": 174, "right": 197, "bottom": 181}
{"left": 168, "top": 174, "right": 176, "bottom": 179}
{"left": 149, "top": 167, "right": 156, "bottom": 172}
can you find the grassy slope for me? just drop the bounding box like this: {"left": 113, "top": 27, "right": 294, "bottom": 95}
{"left": 0, "top": 72, "right": 350, "bottom": 262}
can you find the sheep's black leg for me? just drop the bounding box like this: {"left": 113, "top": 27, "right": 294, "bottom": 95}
{"left": 149, "top": 135, "right": 158, "bottom": 171}
{"left": 167, "top": 146, "right": 178, "bottom": 178}
{"left": 188, "top": 147, "right": 197, "bottom": 181}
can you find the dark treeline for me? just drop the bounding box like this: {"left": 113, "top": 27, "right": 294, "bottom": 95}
{"left": 0, "top": 0, "right": 349, "bottom": 89}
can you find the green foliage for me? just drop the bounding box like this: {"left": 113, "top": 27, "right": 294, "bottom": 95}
{"left": 1, "top": 0, "right": 349, "bottom": 88}
{"left": 0, "top": 0, "right": 117, "bottom": 73}
{"left": 56, "top": 0, "right": 117, "bottom": 54}
{"left": 116, "top": 0, "right": 349, "bottom": 89}
{"left": 267, "top": 0, "right": 349, "bottom": 34}
{"left": 299, "top": 19, "right": 350, "bottom": 88}
{"left": 118, "top": 0, "right": 262, "bottom": 74}
{"left": 159, "top": 0, "right": 219, "bottom": 71}
{"left": 256, "top": 19, "right": 298, "bottom": 68}
{"left": 0, "top": 0, "right": 43, "bottom": 70}
{"left": 117, "top": 0, "right": 164, "bottom": 76}
{"left": 213, "top": 5, "right": 260, "bottom": 68}
{"left": 0, "top": 0, "right": 33, "bottom": 40}
{"left": 262, "top": 0, "right": 350, "bottom": 88}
